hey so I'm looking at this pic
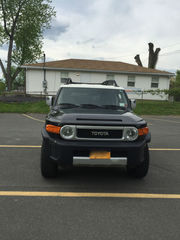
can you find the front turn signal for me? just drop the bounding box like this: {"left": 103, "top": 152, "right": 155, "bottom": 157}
{"left": 46, "top": 124, "right": 61, "bottom": 134}
{"left": 138, "top": 127, "right": 149, "bottom": 136}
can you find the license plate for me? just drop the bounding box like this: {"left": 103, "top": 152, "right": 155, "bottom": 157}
{"left": 90, "top": 151, "right": 111, "bottom": 159}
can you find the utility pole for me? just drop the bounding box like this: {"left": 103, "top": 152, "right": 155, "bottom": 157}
{"left": 43, "top": 53, "right": 48, "bottom": 95}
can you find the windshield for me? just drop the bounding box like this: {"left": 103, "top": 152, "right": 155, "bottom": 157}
{"left": 56, "top": 87, "right": 128, "bottom": 109}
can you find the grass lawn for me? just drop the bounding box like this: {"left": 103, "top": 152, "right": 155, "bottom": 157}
{"left": 134, "top": 100, "right": 180, "bottom": 115}
{"left": 0, "top": 100, "right": 180, "bottom": 115}
{"left": 0, "top": 100, "right": 49, "bottom": 114}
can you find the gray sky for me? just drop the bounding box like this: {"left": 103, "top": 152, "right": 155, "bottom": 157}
{"left": 1, "top": 0, "right": 180, "bottom": 76}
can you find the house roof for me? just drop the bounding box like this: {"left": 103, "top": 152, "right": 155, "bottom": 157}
{"left": 22, "top": 58, "right": 173, "bottom": 76}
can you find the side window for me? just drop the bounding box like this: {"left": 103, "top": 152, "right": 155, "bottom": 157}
{"left": 117, "top": 91, "right": 128, "bottom": 107}
{"left": 127, "top": 75, "right": 135, "bottom": 87}
{"left": 61, "top": 72, "right": 69, "bottom": 83}
{"left": 106, "top": 74, "right": 115, "bottom": 80}
{"left": 151, "top": 76, "right": 159, "bottom": 88}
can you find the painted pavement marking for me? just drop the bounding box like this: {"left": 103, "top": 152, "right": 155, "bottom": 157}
{"left": 0, "top": 145, "right": 180, "bottom": 151}
{"left": 0, "top": 191, "right": 180, "bottom": 199}
{"left": 0, "top": 145, "right": 41, "bottom": 148}
{"left": 22, "top": 114, "right": 45, "bottom": 123}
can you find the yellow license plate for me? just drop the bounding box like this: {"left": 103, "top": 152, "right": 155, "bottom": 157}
{"left": 90, "top": 151, "right": 111, "bottom": 159}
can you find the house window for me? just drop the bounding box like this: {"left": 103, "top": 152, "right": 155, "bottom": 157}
{"left": 61, "top": 72, "right": 69, "bottom": 83}
{"left": 151, "top": 76, "right": 159, "bottom": 88}
{"left": 106, "top": 74, "right": 115, "bottom": 80}
{"left": 127, "top": 75, "right": 135, "bottom": 87}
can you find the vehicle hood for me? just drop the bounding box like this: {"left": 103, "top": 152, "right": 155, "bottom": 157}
{"left": 47, "top": 108, "right": 146, "bottom": 127}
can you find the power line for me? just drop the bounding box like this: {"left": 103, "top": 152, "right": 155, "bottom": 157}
{"left": 109, "top": 42, "right": 180, "bottom": 60}
{"left": 161, "top": 42, "right": 180, "bottom": 50}
{"left": 160, "top": 50, "right": 180, "bottom": 57}
{"left": 141, "top": 49, "right": 180, "bottom": 61}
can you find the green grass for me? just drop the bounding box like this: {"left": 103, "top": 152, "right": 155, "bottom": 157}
{"left": 0, "top": 100, "right": 180, "bottom": 115}
{"left": 134, "top": 100, "right": 180, "bottom": 115}
{"left": 0, "top": 100, "right": 49, "bottom": 113}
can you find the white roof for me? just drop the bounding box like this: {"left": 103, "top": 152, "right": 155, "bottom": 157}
{"left": 61, "top": 83, "right": 124, "bottom": 90}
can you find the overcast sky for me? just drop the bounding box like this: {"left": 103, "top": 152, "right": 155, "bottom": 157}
{"left": 1, "top": 0, "right": 180, "bottom": 76}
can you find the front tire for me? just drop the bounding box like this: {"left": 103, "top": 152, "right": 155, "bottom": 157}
{"left": 127, "top": 144, "right": 149, "bottom": 178}
{"left": 41, "top": 140, "right": 58, "bottom": 178}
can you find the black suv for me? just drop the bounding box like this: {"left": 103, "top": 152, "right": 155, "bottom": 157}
{"left": 41, "top": 80, "right": 151, "bottom": 178}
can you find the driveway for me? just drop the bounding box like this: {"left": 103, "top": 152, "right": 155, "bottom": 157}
{"left": 0, "top": 113, "right": 180, "bottom": 240}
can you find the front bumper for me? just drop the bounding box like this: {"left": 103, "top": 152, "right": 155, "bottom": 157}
{"left": 73, "top": 156, "right": 127, "bottom": 167}
{"left": 42, "top": 127, "right": 151, "bottom": 168}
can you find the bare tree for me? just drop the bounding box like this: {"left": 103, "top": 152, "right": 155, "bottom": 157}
{"left": 134, "top": 42, "right": 161, "bottom": 69}
{"left": 148, "top": 42, "right": 161, "bottom": 69}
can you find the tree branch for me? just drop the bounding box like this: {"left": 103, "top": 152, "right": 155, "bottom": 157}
{"left": 152, "top": 48, "right": 161, "bottom": 69}
{"left": 154, "top": 48, "right": 161, "bottom": 55}
{"left": 0, "top": 0, "right": 11, "bottom": 37}
{"left": 11, "top": 0, "right": 26, "bottom": 36}
{"left": 12, "top": 67, "right": 22, "bottom": 81}
{"left": 148, "top": 42, "right": 154, "bottom": 54}
{"left": 134, "top": 54, "right": 143, "bottom": 67}
{"left": 0, "top": 58, "right": 7, "bottom": 79}
{"left": 148, "top": 42, "right": 154, "bottom": 68}
{"left": 13, "top": 0, "right": 26, "bottom": 24}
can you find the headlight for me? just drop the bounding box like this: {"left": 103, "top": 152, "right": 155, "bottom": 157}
{"left": 124, "top": 127, "right": 138, "bottom": 141}
{"left": 60, "top": 125, "right": 76, "bottom": 140}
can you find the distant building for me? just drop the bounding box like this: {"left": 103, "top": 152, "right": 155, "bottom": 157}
{"left": 21, "top": 58, "right": 173, "bottom": 100}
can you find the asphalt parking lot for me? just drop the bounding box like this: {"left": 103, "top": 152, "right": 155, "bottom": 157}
{"left": 0, "top": 113, "right": 180, "bottom": 240}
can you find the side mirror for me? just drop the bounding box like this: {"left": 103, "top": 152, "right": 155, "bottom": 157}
{"left": 130, "top": 99, "right": 136, "bottom": 110}
{"left": 46, "top": 96, "right": 54, "bottom": 106}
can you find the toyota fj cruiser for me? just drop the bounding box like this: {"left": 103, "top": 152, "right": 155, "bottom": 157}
{"left": 41, "top": 80, "right": 151, "bottom": 178}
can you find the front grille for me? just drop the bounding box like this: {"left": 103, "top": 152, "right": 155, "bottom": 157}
{"left": 77, "top": 128, "right": 123, "bottom": 139}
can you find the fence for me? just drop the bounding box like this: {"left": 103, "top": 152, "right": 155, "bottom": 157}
{"left": 125, "top": 88, "right": 169, "bottom": 101}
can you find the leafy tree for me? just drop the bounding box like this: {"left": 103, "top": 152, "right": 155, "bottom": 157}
{"left": 8, "top": 66, "right": 25, "bottom": 90}
{"left": 12, "top": 70, "right": 25, "bottom": 90}
{"left": 0, "top": 0, "right": 56, "bottom": 91}
{"left": 0, "top": 66, "right": 25, "bottom": 91}
{"left": 143, "top": 70, "right": 180, "bottom": 101}
{"left": 0, "top": 79, "right": 5, "bottom": 93}
{"left": 170, "top": 70, "right": 180, "bottom": 101}
{"left": 174, "top": 70, "right": 180, "bottom": 87}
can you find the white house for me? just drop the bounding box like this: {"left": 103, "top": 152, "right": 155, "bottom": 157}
{"left": 21, "top": 58, "right": 174, "bottom": 100}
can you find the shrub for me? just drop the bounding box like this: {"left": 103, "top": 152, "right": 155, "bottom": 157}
{"left": 168, "top": 87, "right": 180, "bottom": 101}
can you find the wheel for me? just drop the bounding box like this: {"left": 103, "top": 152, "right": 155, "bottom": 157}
{"left": 127, "top": 144, "right": 149, "bottom": 178}
{"left": 41, "top": 140, "right": 58, "bottom": 178}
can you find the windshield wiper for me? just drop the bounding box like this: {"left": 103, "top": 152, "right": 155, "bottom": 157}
{"left": 102, "top": 104, "right": 126, "bottom": 110}
{"left": 58, "top": 103, "right": 80, "bottom": 109}
{"left": 80, "top": 104, "right": 102, "bottom": 109}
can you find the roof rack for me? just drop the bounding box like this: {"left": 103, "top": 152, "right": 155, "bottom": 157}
{"left": 101, "top": 80, "right": 118, "bottom": 87}
{"left": 64, "top": 78, "right": 73, "bottom": 84}
{"left": 63, "top": 78, "right": 118, "bottom": 87}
